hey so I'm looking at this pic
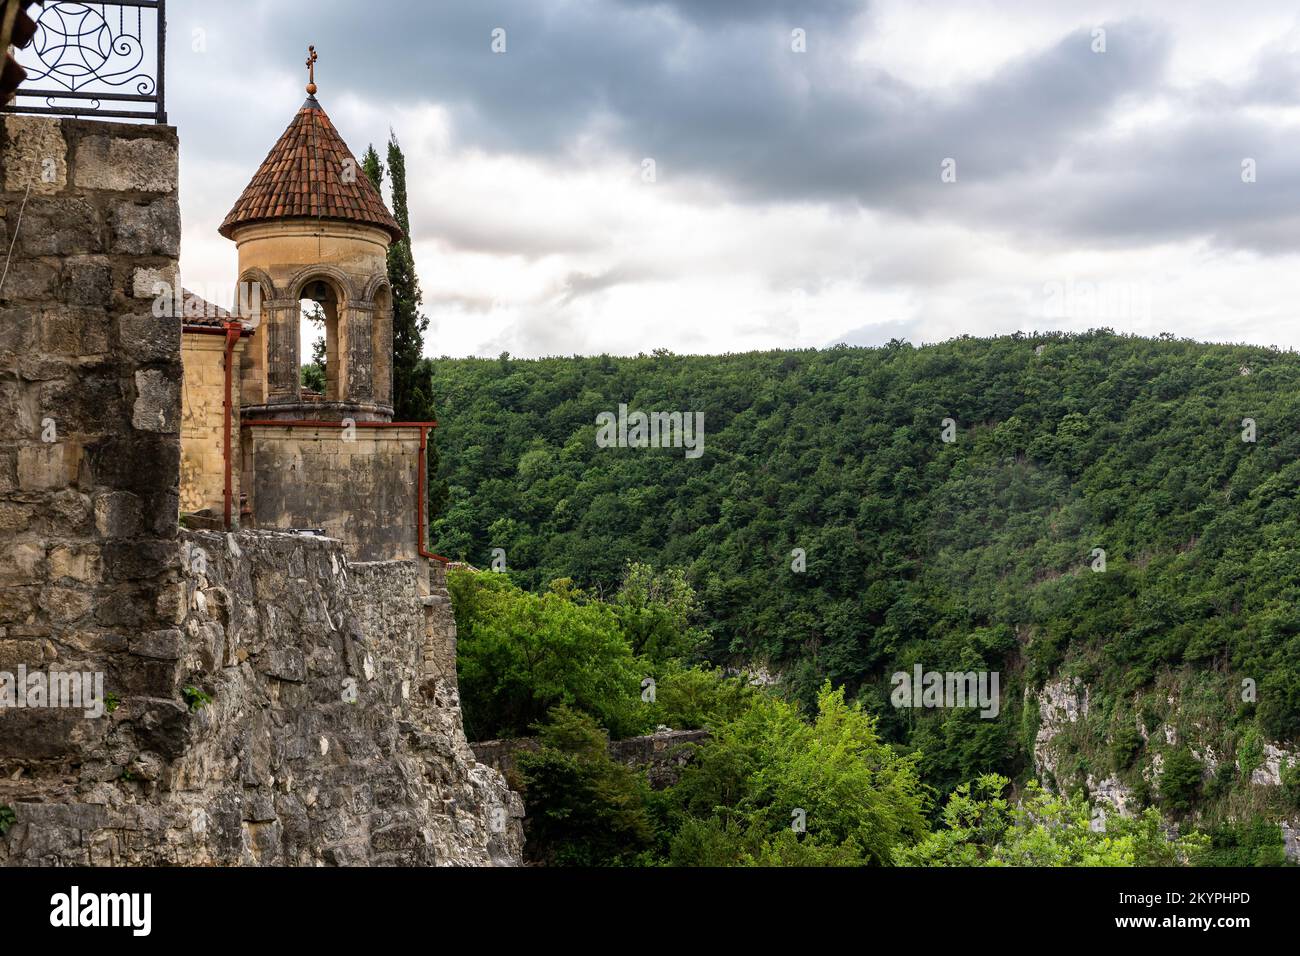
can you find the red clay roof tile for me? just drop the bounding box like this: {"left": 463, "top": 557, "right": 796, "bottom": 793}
{"left": 219, "top": 96, "right": 402, "bottom": 242}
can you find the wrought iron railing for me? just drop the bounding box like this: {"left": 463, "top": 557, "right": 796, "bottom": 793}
{"left": 3, "top": 1, "right": 165, "bottom": 123}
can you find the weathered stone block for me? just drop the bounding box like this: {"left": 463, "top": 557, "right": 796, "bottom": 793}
{"left": 4, "top": 259, "right": 58, "bottom": 300}
{"left": 119, "top": 313, "right": 182, "bottom": 362}
{"left": 0, "top": 307, "right": 38, "bottom": 356}
{"left": 72, "top": 133, "right": 178, "bottom": 193}
{"left": 263, "top": 646, "right": 306, "bottom": 682}
{"left": 17, "top": 442, "right": 79, "bottom": 490}
{"left": 0, "top": 542, "right": 44, "bottom": 585}
{"left": 0, "top": 501, "right": 33, "bottom": 532}
{"left": 40, "top": 585, "right": 94, "bottom": 623}
{"left": 156, "top": 581, "right": 188, "bottom": 625}
{"left": 18, "top": 353, "right": 70, "bottom": 382}
{"left": 131, "top": 265, "right": 179, "bottom": 301}
{"left": 132, "top": 698, "right": 191, "bottom": 758}
{"left": 0, "top": 381, "right": 26, "bottom": 439}
{"left": 16, "top": 197, "right": 100, "bottom": 256}
{"left": 2, "top": 116, "right": 68, "bottom": 194}
{"left": 39, "top": 307, "right": 110, "bottom": 355}
{"left": 47, "top": 488, "right": 92, "bottom": 531}
{"left": 61, "top": 258, "right": 114, "bottom": 307}
{"left": 0, "top": 585, "right": 36, "bottom": 620}
{"left": 61, "top": 629, "right": 127, "bottom": 655}
{"left": 41, "top": 372, "right": 127, "bottom": 435}
{"left": 0, "top": 450, "right": 15, "bottom": 493}
{"left": 93, "top": 489, "right": 143, "bottom": 538}
{"left": 48, "top": 544, "right": 101, "bottom": 584}
{"left": 132, "top": 369, "right": 180, "bottom": 432}
{"left": 130, "top": 629, "right": 183, "bottom": 660}
{"left": 109, "top": 198, "right": 180, "bottom": 257}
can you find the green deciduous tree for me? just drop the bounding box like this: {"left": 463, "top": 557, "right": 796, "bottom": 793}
{"left": 448, "top": 569, "right": 646, "bottom": 739}
{"left": 895, "top": 775, "right": 1207, "bottom": 866}
{"left": 515, "top": 706, "right": 654, "bottom": 866}
{"left": 1159, "top": 746, "right": 1204, "bottom": 814}
{"left": 668, "top": 683, "right": 930, "bottom": 866}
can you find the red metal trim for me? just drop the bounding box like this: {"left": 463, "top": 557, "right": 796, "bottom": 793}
{"left": 184, "top": 325, "right": 253, "bottom": 337}
{"left": 241, "top": 420, "right": 438, "bottom": 428}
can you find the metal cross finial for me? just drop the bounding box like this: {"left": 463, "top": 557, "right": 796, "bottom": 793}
{"left": 306, "top": 45, "right": 318, "bottom": 95}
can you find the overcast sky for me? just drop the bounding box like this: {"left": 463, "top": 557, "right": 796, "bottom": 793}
{"left": 167, "top": 0, "right": 1300, "bottom": 358}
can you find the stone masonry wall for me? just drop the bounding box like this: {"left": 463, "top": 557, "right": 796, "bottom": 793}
{"left": 243, "top": 425, "right": 422, "bottom": 561}
{"left": 0, "top": 530, "right": 523, "bottom": 865}
{"left": 180, "top": 333, "right": 244, "bottom": 516}
{"left": 0, "top": 116, "right": 184, "bottom": 769}
{"left": 473, "top": 728, "right": 710, "bottom": 792}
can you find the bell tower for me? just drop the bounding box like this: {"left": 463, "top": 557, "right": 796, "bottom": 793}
{"left": 213, "top": 49, "right": 434, "bottom": 563}
{"left": 219, "top": 46, "right": 400, "bottom": 422}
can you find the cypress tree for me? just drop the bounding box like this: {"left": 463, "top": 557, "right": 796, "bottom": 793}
{"left": 364, "top": 135, "right": 449, "bottom": 519}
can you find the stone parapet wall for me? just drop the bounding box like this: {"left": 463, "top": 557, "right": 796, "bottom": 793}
{"left": 241, "top": 424, "right": 423, "bottom": 561}
{"left": 473, "top": 728, "right": 710, "bottom": 791}
{"left": 0, "top": 530, "right": 522, "bottom": 866}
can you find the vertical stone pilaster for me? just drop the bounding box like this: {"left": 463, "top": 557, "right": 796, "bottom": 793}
{"left": 346, "top": 305, "right": 374, "bottom": 404}
{"left": 372, "top": 301, "right": 393, "bottom": 409}
{"left": 265, "top": 299, "right": 300, "bottom": 402}
{"left": 421, "top": 561, "right": 459, "bottom": 684}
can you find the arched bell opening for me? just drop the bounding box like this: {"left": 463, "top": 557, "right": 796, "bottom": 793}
{"left": 296, "top": 275, "right": 345, "bottom": 403}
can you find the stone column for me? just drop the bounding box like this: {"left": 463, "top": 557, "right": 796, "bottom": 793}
{"left": 265, "top": 299, "right": 301, "bottom": 403}
{"left": 372, "top": 302, "right": 393, "bottom": 408}
{"left": 345, "top": 305, "right": 375, "bottom": 404}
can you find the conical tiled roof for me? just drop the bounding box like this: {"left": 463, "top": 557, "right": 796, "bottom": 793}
{"left": 219, "top": 95, "right": 402, "bottom": 242}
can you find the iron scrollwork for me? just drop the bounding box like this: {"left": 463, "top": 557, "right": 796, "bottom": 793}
{"left": 4, "top": 1, "right": 166, "bottom": 123}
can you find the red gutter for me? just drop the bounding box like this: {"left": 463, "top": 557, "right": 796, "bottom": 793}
{"left": 221, "top": 321, "right": 242, "bottom": 530}
{"left": 240, "top": 418, "right": 450, "bottom": 564}
{"left": 242, "top": 420, "right": 439, "bottom": 428}
{"left": 184, "top": 325, "right": 252, "bottom": 337}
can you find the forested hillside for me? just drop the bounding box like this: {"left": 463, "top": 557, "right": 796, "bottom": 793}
{"left": 427, "top": 331, "right": 1300, "bottom": 852}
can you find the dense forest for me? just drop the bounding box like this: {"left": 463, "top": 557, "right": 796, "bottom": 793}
{"left": 420, "top": 331, "right": 1300, "bottom": 865}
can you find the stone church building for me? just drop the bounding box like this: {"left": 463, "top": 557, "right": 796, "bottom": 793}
{"left": 180, "top": 82, "right": 431, "bottom": 563}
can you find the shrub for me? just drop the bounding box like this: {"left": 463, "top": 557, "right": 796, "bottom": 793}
{"left": 1159, "top": 746, "right": 1203, "bottom": 814}
{"left": 515, "top": 706, "right": 653, "bottom": 866}
{"left": 450, "top": 569, "right": 646, "bottom": 739}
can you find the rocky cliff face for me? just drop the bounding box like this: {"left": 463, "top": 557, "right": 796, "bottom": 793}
{"left": 1030, "top": 675, "right": 1299, "bottom": 860}
{"left": 1, "top": 530, "right": 523, "bottom": 866}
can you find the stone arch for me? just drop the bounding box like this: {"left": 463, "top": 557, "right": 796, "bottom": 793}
{"left": 286, "top": 264, "right": 359, "bottom": 306}
{"left": 362, "top": 273, "right": 391, "bottom": 304}
{"left": 291, "top": 271, "right": 351, "bottom": 403}
{"left": 236, "top": 267, "right": 277, "bottom": 327}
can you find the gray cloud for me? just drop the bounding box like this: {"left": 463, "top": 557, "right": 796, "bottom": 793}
{"left": 614, "top": 0, "right": 867, "bottom": 24}
{"left": 165, "top": 1, "right": 1300, "bottom": 357}
{"left": 176, "top": 2, "right": 1299, "bottom": 250}
{"left": 557, "top": 265, "right": 659, "bottom": 304}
